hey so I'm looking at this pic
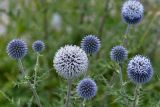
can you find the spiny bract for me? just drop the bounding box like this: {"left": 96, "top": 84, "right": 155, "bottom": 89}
{"left": 110, "top": 45, "right": 128, "bottom": 63}
{"left": 127, "top": 55, "right": 153, "bottom": 84}
{"left": 121, "top": 0, "right": 144, "bottom": 24}
{"left": 76, "top": 78, "right": 97, "bottom": 100}
{"left": 81, "top": 35, "right": 101, "bottom": 55}
{"left": 32, "top": 40, "right": 45, "bottom": 53}
{"left": 7, "top": 39, "right": 28, "bottom": 59}
{"left": 53, "top": 45, "right": 88, "bottom": 79}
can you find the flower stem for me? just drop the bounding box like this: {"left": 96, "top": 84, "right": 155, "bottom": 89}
{"left": 133, "top": 85, "right": 141, "bottom": 107}
{"left": 119, "top": 63, "right": 124, "bottom": 89}
{"left": 119, "top": 63, "right": 129, "bottom": 107}
{"left": 34, "top": 53, "right": 40, "bottom": 87}
{"left": 18, "top": 59, "right": 42, "bottom": 107}
{"left": 65, "top": 79, "right": 72, "bottom": 107}
{"left": 82, "top": 99, "right": 86, "bottom": 107}
{"left": 123, "top": 24, "right": 131, "bottom": 47}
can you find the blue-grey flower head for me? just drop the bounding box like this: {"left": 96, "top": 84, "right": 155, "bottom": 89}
{"left": 76, "top": 78, "right": 97, "bottom": 100}
{"left": 127, "top": 55, "right": 153, "bottom": 84}
{"left": 53, "top": 45, "right": 88, "bottom": 79}
{"left": 110, "top": 45, "right": 128, "bottom": 63}
{"left": 32, "top": 40, "right": 45, "bottom": 53}
{"left": 121, "top": 0, "right": 144, "bottom": 24}
{"left": 7, "top": 39, "right": 28, "bottom": 59}
{"left": 81, "top": 35, "right": 101, "bottom": 55}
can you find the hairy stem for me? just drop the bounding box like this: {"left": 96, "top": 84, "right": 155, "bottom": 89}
{"left": 27, "top": 96, "right": 33, "bottom": 107}
{"left": 119, "top": 63, "right": 129, "bottom": 107}
{"left": 119, "top": 63, "right": 123, "bottom": 89}
{"left": 123, "top": 24, "right": 131, "bottom": 47}
{"left": 0, "top": 90, "right": 13, "bottom": 103}
{"left": 18, "top": 60, "right": 42, "bottom": 107}
{"left": 34, "top": 53, "right": 40, "bottom": 87}
{"left": 133, "top": 85, "right": 141, "bottom": 107}
{"left": 65, "top": 79, "right": 72, "bottom": 107}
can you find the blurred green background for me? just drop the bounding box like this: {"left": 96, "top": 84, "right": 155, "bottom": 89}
{"left": 0, "top": 0, "right": 160, "bottom": 107}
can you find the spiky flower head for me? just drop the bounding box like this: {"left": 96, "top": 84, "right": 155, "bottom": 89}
{"left": 121, "top": 0, "right": 144, "bottom": 24}
{"left": 7, "top": 39, "right": 28, "bottom": 59}
{"left": 110, "top": 45, "right": 128, "bottom": 63}
{"left": 76, "top": 78, "right": 97, "bottom": 100}
{"left": 32, "top": 40, "right": 45, "bottom": 53}
{"left": 53, "top": 45, "right": 88, "bottom": 79}
{"left": 81, "top": 35, "right": 101, "bottom": 55}
{"left": 127, "top": 55, "right": 153, "bottom": 84}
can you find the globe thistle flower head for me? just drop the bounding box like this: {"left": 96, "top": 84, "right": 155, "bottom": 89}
{"left": 110, "top": 45, "right": 128, "bottom": 63}
{"left": 81, "top": 35, "right": 101, "bottom": 55}
{"left": 53, "top": 45, "right": 88, "bottom": 79}
{"left": 127, "top": 55, "right": 153, "bottom": 84}
{"left": 76, "top": 78, "right": 97, "bottom": 100}
{"left": 32, "top": 40, "right": 45, "bottom": 53}
{"left": 7, "top": 39, "right": 28, "bottom": 59}
{"left": 121, "top": 0, "right": 144, "bottom": 24}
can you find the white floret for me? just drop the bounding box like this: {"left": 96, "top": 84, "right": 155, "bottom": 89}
{"left": 53, "top": 45, "right": 88, "bottom": 79}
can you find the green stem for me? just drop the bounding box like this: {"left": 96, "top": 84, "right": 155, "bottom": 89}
{"left": 119, "top": 63, "right": 123, "bottom": 89}
{"left": 119, "top": 63, "right": 129, "bottom": 107}
{"left": 0, "top": 90, "right": 13, "bottom": 103}
{"left": 133, "top": 85, "right": 141, "bottom": 107}
{"left": 84, "top": 55, "right": 93, "bottom": 78}
{"left": 125, "top": 24, "right": 131, "bottom": 36}
{"left": 65, "top": 79, "right": 72, "bottom": 107}
{"left": 82, "top": 99, "right": 86, "bottom": 107}
{"left": 123, "top": 24, "right": 131, "bottom": 47}
{"left": 18, "top": 59, "right": 42, "bottom": 107}
{"left": 27, "top": 96, "right": 33, "bottom": 107}
{"left": 34, "top": 53, "right": 40, "bottom": 87}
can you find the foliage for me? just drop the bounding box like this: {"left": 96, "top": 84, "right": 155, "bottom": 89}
{"left": 0, "top": 0, "right": 160, "bottom": 107}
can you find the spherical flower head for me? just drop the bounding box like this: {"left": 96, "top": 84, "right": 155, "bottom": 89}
{"left": 121, "top": 0, "right": 144, "bottom": 24}
{"left": 7, "top": 39, "right": 28, "bottom": 59}
{"left": 53, "top": 45, "right": 88, "bottom": 79}
{"left": 76, "top": 78, "right": 97, "bottom": 100}
{"left": 110, "top": 45, "right": 128, "bottom": 63}
{"left": 127, "top": 55, "right": 153, "bottom": 84}
{"left": 32, "top": 40, "right": 45, "bottom": 53}
{"left": 81, "top": 35, "right": 101, "bottom": 55}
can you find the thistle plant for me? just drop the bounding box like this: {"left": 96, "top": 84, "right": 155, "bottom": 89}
{"left": 127, "top": 55, "right": 153, "bottom": 107}
{"left": 7, "top": 39, "right": 42, "bottom": 107}
{"left": 1, "top": 1, "right": 158, "bottom": 107}
{"left": 32, "top": 40, "right": 45, "bottom": 53}
{"left": 7, "top": 39, "right": 27, "bottom": 59}
{"left": 110, "top": 45, "right": 128, "bottom": 105}
{"left": 80, "top": 35, "right": 101, "bottom": 77}
{"left": 32, "top": 40, "right": 45, "bottom": 87}
{"left": 53, "top": 45, "right": 88, "bottom": 107}
{"left": 121, "top": 0, "right": 144, "bottom": 46}
{"left": 76, "top": 78, "right": 97, "bottom": 99}
{"left": 110, "top": 45, "right": 128, "bottom": 64}
{"left": 76, "top": 78, "right": 97, "bottom": 106}
{"left": 121, "top": 0, "right": 144, "bottom": 25}
{"left": 110, "top": 45, "right": 128, "bottom": 87}
{"left": 81, "top": 35, "right": 101, "bottom": 55}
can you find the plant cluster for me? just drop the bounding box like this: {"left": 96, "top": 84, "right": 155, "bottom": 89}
{"left": 5, "top": 0, "right": 157, "bottom": 107}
